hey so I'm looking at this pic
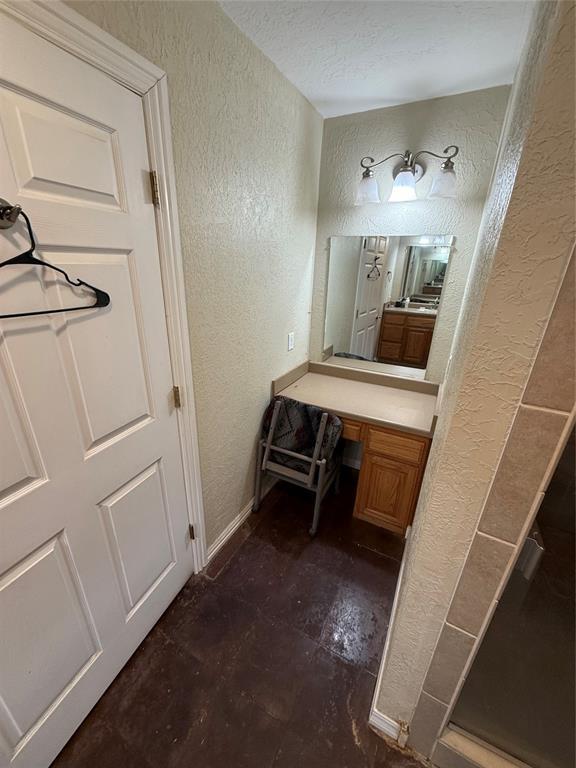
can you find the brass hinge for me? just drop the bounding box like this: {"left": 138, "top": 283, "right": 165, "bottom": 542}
{"left": 173, "top": 385, "right": 182, "bottom": 408}
{"left": 189, "top": 523, "right": 195, "bottom": 540}
{"left": 149, "top": 170, "right": 160, "bottom": 207}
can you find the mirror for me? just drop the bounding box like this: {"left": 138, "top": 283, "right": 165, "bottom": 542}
{"left": 323, "top": 235, "right": 454, "bottom": 379}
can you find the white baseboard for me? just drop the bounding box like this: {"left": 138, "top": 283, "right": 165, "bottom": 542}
{"left": 369, "top": 706, "right": 401, "bottom": 741}
{"left": 205, "top": 478, "right": 277, "bottom": 564}
{"left": 205, "top": 498, "right": 254, "bottom": 563}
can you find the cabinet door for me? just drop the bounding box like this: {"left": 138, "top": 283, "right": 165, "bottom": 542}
{"left": 354, "top": 453, "right": 420, "bottom": 534}
{"left": 402, "top": 327, "right": 433, "bottom": 367}
{"left": 378, "top": 341, "right": 403, "bottom": 361}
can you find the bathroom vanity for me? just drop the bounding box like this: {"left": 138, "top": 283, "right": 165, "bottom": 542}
{"left": 273, "top": 362, "right": 438, "bottom": 535}
{"left": 377, "top": 307, "right": 437, "bottom": 368}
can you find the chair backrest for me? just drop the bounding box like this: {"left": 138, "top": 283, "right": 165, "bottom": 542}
{"left": 260, "top": 396, "right": 343, "bottom": 485}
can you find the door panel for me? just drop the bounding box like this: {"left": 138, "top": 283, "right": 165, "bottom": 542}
{"left": 0, "top": 14, "right": 194, "bottom": 767}
{"left": 378, "top": 341, "right": 402, "bottom": 361}
{"left": 99, "top": 461, "right": 176, "bottom": 619}
{"left": 0, "top": 88, "right": 125, "bottom": 211}
{"left": 354, "top": 452, "right": 419, "bottom": 533}
{"left": 403, "top": 328, "right": 432, "bottom": 366}
{"left": 48, "top": 251, "right": 153, "bottom": 453}
{"left": 0, "top": 534, "right": 101, "bottom": 746}
{"left": 0, "top": 346, "right": 46, "bottom": 502}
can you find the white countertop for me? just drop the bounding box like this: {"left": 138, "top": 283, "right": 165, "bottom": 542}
{"left": 280, "top": 372, "right": 437, "bottom": 436}
{"left": 385, "top": 306, "right": 438, "bottom": 316}
{"left": 325, "top": 356, "right": 426, "bottom": 380}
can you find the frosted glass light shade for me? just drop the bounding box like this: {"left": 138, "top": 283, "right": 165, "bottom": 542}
{"left": 355, "top": 174, "right": 381, "bottom": 205}
{"left": 388, "top": 169, "right": 417, "bottom": 202}
{"left": 429, "top": 167, "right": 457, "bottom": 198}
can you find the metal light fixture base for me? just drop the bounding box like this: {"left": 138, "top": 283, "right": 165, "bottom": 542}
{"left": 392, "top": 163, "right": 424, "bottom": 183}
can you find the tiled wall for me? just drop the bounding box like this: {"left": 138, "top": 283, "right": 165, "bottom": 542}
{"left": 408, "top": 252, "right": 575, "bottom": 759}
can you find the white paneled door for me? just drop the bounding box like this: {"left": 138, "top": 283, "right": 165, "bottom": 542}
{"left": 0, "top": 15, "right": 195, "bottom": 768}
{"left": 350, "top": 236, "right": 387, "bottom": 359}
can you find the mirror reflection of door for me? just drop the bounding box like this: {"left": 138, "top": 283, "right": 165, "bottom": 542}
{"left": 324, "top": 235, "right": 454, "bottom": 380}
{"left": 350, "top": 236, "right": 388, "bottom": 358}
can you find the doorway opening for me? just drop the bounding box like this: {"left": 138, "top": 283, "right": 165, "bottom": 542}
{"left": 451, "top": 430, "right": 575, "bottom": 768}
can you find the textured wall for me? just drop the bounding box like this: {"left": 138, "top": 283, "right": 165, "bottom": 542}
{"left": 374, "top": 0, "right": 575, "bottom": 727}
{"left": 311, "top": 86, "right": 510, "bottom": 382}
{"left": 69, "top": 1, "right": 323, "bottom": 546}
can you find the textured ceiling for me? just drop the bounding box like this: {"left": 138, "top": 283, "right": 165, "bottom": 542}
{"left": 219, "top": 1, "right": 533, "bottom": 117}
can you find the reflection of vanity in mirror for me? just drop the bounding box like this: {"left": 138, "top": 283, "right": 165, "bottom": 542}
{"left": 324, "top": 235, "right": 454, "bottom": 379}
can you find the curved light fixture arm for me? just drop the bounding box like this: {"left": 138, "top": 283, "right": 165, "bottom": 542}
{"left": 413, "top": 145, "right": 459, "bottom": 169}
{"left": 360, "top": 153, "right": 406, "bottom": 174}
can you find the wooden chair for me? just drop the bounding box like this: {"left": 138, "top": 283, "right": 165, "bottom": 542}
{"left": 253, "top": 396, "right": 343, "bottom": 535}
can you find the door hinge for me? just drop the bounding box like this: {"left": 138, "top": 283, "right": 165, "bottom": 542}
{"left": 149, "top": 170, "right": 161, "bottom": 207}
{"left": 172, "top": 385, "right": 182, "bottom": 408}
{"left": 189, "top": 524, "right": 195, "bottom": 540}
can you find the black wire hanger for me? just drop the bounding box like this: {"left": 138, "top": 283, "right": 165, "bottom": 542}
{"left": 0, "top": 207, "right": 110, "bottom": 319}
{"left": 367, "top": 256, "right": 382, "bottom": 281}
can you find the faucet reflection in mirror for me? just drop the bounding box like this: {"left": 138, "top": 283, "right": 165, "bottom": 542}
{"left": 355, "top": 145, "right": 459, "bottom": 204}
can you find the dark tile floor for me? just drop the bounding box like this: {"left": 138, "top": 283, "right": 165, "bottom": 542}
{"left": 52, "top": 471, "right": 421, "bottom": 768}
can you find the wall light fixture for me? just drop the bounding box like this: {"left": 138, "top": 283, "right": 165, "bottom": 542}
{"left": 355, "top": 145, "right": 460, "bottom": 204}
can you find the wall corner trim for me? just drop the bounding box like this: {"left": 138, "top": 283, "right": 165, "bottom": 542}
{"left": 369, "top": 706, "right": 402, "bottom": 741}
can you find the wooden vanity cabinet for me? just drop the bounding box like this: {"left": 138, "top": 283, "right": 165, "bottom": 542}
{"left": 377, "top": 310, "right": 435, "bottom": 369}
{"left": 351, "top": 422, "right": 430, "bottom": 535}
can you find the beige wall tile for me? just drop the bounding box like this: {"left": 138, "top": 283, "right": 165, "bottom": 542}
{"left": 447, "top": 533, "right": 514, "bottom": 635}
{"left": 409, "top": 692, "right": 448, "bottom": 757}
{"left": 523, "top": 252, "right": 575, "bottom": 413}
{"left": 423, "top": 625, "right": 475, "bottom": 704}
{"left": 479, "top": 406, "right": 568, "bottom": 542}
{"left": 433, "top": 741, "right": 481, "bottom": 768}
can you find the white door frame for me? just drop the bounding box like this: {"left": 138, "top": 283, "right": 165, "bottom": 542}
{"left": 0, "top": 0, "right": 208, "bottom": 570}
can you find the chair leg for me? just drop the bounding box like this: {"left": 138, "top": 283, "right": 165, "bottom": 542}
{"left": 253, "top": 440, "right": 264, "bottom": 512}
{"left": 309, "top": 460, "right": 327, "bottom": 536}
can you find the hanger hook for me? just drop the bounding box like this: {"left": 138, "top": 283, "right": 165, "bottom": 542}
{"left": 0, "top": 198, "right": 23, "bottom": 230}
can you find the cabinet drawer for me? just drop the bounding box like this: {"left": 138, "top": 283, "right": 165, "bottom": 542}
{"left": 378, "top": 341, "right": 402, "bottom": 361}
{"left": 365, "top": 426, "right": 429, "bottom": 465}
{"left": 406, "top": 315, "right": 436, "bottom": 328}
{"left": 380, "top": 324, "right": 404, "bottom": 343}
{"left": 341, "top": 418, "right": 362, "bottom": 442}
{"left": 383, "top": 313, "right": 405, "bottom": 325}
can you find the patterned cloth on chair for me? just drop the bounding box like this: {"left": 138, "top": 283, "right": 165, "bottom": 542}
{"left": 261, "top": 396, "right": 343, "bottom": 474}
{"left": 334, "top": 352, "right": 370, "bottom": 361}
